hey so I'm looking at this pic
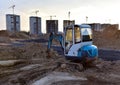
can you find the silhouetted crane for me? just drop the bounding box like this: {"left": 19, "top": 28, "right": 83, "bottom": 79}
{"left": 35, "top": 10, "right": 39, "bottom": 16}
{"left": 9, "top": 5, "right": 15, "bottom": 15}
{"left": 49, "top": 15, "right": 56, "bottom": 20}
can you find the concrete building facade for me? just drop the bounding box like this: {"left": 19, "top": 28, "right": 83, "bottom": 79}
{"left": 88, "top": 23, "right": 119, "bottom": 31}
{"left": 63, "top": 20, "right": 75, "bottom": 32}
{"left": 6, "top": 14, "right": 20, "bottom": 32}
{"left": 63, "top": 20, "right": 75, "bottom": 27}
{"left": 46, "top": 20, "right": 58, "bottom": 33}
{"left": 30, "top": 16, "right": 41, "bottom": 35}
{"left": 88, "top": 23, "right": 102, "bottom": 31}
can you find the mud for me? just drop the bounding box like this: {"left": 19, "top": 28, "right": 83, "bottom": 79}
{"left": 0, "top": 42, "right": 120, "bottom": 85}
{"left": 0, "top": 29, "right": 120, "bottom": 85}
{"left": 32, "top": 72, "right": 87, "bottom": 85}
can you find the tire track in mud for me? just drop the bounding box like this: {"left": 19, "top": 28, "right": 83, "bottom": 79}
{"left": 1, "top": 39, "right": 118, "bottom": 85}
{"left": 0, "top": 62, "right": 58, "bottom": 85}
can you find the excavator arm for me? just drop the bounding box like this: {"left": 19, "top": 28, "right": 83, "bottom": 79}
{"left": 48, "top": 32, "right": 64, "bottom": 51}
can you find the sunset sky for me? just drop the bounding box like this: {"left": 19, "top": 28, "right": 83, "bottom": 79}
{"left": 0, "top": 0, "right": 120, "bottom": 32}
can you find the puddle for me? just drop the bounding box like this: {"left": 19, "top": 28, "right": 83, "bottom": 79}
{"left": 32, "top": 72, "right": 87, "bottom": 85}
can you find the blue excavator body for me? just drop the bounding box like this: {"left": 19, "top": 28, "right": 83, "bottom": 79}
{"left": 47, "top": 24, "right": 98, "bottom": 62}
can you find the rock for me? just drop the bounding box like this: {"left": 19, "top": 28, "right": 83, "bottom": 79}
{"left": 0, "top": 60, "right": 23, "bottom": 67}
{"left": 61, "top": 64, "right": 67, "bottom": 69}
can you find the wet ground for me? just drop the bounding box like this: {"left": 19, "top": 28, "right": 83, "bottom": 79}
{"left": 0, "top": 38, "right": 120, "bottom": 85}
{"left": 18, "top": 39, "right": 120, "bottom": 61}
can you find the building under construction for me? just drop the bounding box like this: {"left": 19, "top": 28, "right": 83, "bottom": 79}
{"left": 6, "top": 14, "right": 20, "bottom": 32}
{"left": 30, "top": 16, "right": 41, "bottom": 35}
{"left": 88, "top": 23, "right": 102, "bottom": 31}
{"left": 46, "top": 20, "right": 58, "bottom": 33}
{"left": 63, "top": 20, "right": 75, "bottom": 31}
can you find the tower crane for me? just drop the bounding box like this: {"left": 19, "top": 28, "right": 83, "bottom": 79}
{"left": 35, "top": 10, "right": 39, "bottom": 16}
{"left": 49, "top": 15, "right": 56, "bottom": 20}
{"left": 9, "top": 5, "right": 15, "bottom": 15}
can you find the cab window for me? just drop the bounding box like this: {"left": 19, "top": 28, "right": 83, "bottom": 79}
{"left": 74, "top": 27, "right": 81, "bottom": 43}
{"left": 81, "top": 28, "right": 92, "bottom": 42}
{"left": 65, "top": 28, "right": 72, "bottom": 42}
{"left": 65, "top": 28, "right": 73, "bottom": 53}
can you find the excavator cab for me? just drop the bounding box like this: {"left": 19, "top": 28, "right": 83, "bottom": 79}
{"left": 65, "top": 25, "right": 92, "bottom": 44}
{"left": 64, "top": 24, "right": 97, "bottom": 58}
{"left": 65, "top": 25, "right": 82, "bottom": 54}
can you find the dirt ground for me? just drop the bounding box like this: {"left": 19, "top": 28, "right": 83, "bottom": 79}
{"left": 0, "top": 43, "right": 120, "bottom": 85}
{"left": 93, "top": 25, "right": 120, "bottom": 50}
{"left": 0, "top": 29, "right": 120, "bottom": 85}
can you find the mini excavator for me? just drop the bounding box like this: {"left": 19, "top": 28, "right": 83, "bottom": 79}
{"left": 47, "top": 24, "right": 98, "bottom": 64}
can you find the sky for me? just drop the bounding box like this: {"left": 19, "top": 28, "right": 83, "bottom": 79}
{"left": 0, "top": 0, "right": 120, "bottom": 33}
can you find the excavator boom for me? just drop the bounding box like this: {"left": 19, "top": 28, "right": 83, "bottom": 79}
{"left": 48, "top": 32, "right": 64, "bottom": 51}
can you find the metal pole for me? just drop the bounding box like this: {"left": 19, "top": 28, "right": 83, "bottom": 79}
{"left": 35, "top": 10, "right": 39, "bottom": 17}
{"left": 68, "top": 11, "right": 70, "bottom": 20}
{"left": 13, "top": 7, "right": 14, "bottom": 15}
{"left": 86, "top": 16, "right": 88, "bottom": 23}
{"left": 12, "top": 5, "right": 15, "bottom": 15}
{"left": 50, "top": 16, "right": 52, "bottom": 20}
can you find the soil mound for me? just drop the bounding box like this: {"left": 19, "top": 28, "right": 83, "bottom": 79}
{"left": 93, "top": 25, "right": 120, "bottom": 50}
{"left": 0, "top": 30, "right": 30, "bottom": 39}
